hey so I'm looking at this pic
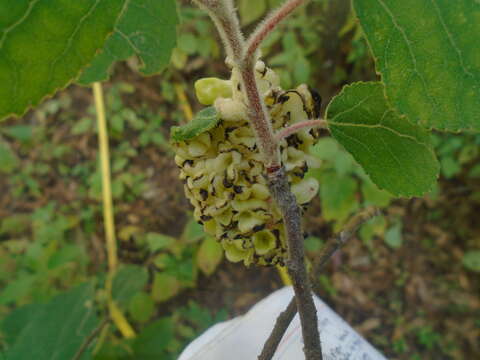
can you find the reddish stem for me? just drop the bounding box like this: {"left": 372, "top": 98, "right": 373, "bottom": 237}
{"left": 274, "top": 119, "right": 327, "bottom": 142}
{"left": 245, "top": 0, "right": 305, "bottom": 60}
{"left": 239, "top": 63, "right": 280, "bottom": 167}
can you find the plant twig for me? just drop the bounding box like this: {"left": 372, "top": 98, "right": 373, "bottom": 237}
{"left": 193, "top": 1, "right": 322, "bottom": 359}
{"left": 258, "top": 207, "right": 380, "bottom": 360}
{"left": 311, "top": 207, "right": 379, "bottom": 287}
{"left": 72, "top": 319, "right": 109, "bottom": 360}
{"left": 239, "top": 62, "right": 279, "bottom": 167}
{"left": 267, "top": 167, "right": 322, "bottom": 360}
{"left": 245, "top": 0, "right": 306, "bottom": 61}
{"left": 275, "top": 119, "right": 327, "bottom": 142}
{"left": 194, "top": 0, "right": 279, "bottom": 167}
{"left": 93, "top": 82, "right": 136, "bottom": 339}
{"left": 258, "top": 297, "right": 297, "bottom": 360}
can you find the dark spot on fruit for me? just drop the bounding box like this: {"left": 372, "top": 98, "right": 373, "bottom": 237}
{"left": 258, "top": 65, "right": 268, "bottom": 77}
{"left": 253, "top": 224, "right": 266, "bottom": 232}
{"left": 224, "top": 126, "right": 237, "bottom": 139}
{"left": 199, "top": 189, "right": 208, "bottom": 200}
{"left": 286, "top": 134, "right": 303, "bottom": 148}
{"left": 278, "top": 94, "right": 290, "bottom": 104}
{"left": 272, "top": 229, "right": 281, "bottom": 240}
{"left": 301, "top": 163, "right": 309, "bottom": 173}
{"left": 223, "top": 177, "right": 233, "bottom": 188}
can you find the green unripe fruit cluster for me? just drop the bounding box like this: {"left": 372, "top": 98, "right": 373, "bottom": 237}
{"left": 173, "top": 61, "right": 321, "bottom": 266}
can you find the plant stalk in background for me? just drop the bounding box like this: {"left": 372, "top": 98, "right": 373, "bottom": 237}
{"left": 92, "top": 82, "right": 136, "bottom": 339}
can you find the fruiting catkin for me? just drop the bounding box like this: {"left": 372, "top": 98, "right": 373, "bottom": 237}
{"left": 172, "top": 61, "right": 321, "bottom": 266}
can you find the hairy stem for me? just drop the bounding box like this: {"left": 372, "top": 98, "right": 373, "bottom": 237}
{"left": 275, "top": 119, "right": 327, "bottom": 142}
{"left": 238, "top": 63, "right": 280, "bottom": 167}
{"left": 193, "top": 0, "right": 244, "bottom": 60}
{"left": 246, "top": 0, "right": 306, "bottom": 61}
{"left": 194, "top": 0, "right": 279, "bottom": 167}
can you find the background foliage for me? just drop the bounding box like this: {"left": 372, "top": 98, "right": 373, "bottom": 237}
{"left": 0, "top": 0, "right": 479, "bottom": 359}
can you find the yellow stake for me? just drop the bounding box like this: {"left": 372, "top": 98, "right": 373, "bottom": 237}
{"left": 93, "top": 82, "right": 136, "bottom": 339}
{"left": 277, "top": 265, "right": 292, "bottom": 286}
{"left": 174, "top": 82, "right": 194, "bottom": 121}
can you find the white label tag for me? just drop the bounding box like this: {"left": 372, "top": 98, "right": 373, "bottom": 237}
{"left": 179, "top": 287, "right": 387, "bottom": 360}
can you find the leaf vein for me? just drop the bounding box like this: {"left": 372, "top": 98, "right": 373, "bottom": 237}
{"left": 0, "top": 0, "right": 41, "bottom": 49}
{"left": 328, "top": 120, "right": 430, "bottom": 150}
{"left": 430, "top": 0, "right": 475, "bottom": 80}
{"left": 375, "top": 0, "right": 440, "bottom": 118}
{"left": 45, "top": 0, "right": 102, "bottom": 91}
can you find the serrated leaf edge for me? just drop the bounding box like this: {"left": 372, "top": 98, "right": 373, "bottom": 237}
{"left": 0, "top": 0, "right": 130, "bottom": 121}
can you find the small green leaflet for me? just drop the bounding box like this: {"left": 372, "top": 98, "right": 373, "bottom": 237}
{"left": 326, "top": 82, "right": 439, "bottom": 197}
{"left": 112, "top": 264, "right": 148, "bottom": 308}
{"left": 462, "top": 250, "right": 480, "bottom": 273}
{"left": 171, "top": 107, "right": 220, "bottom": 142}
{"left": 78, "top": 0, "right": 178, "bottom": 84}
{"left": 0, "top": 141, "right": 19, "bottom": 174}
{"left": 0, "top": 0, "right": 126, "bottom": 121}
{"left": 354, "top": 0, "right": 480, "bottom": 131}
{"left": 196, "top": 236, "right": 223, "bottom": 276}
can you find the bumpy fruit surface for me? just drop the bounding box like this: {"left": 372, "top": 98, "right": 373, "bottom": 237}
{"left": 172, "top": 61, "right": 321, "bottom": 266}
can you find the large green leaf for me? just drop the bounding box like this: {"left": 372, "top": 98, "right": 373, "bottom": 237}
{"left": 1, "top": 303, "right": 38, "bottom": 346}
{"left": 353, "top": 0, "right": 480, "bottom": 131}
{"left": 78, "top": 0, "right": 178, "bottom": 84}
{"left": 2, "top": 283, "right": 99, "bottom": 360}
{"left": 0, "top": 0, "right": 126, "bottom": 121}
{"left": 326, "top": 82, "right": 439, "bottom": 197}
